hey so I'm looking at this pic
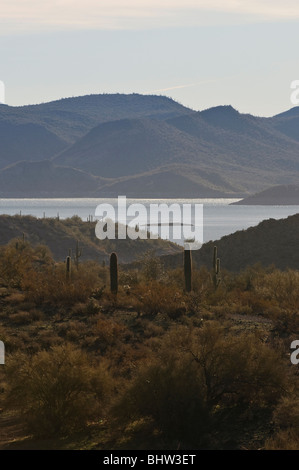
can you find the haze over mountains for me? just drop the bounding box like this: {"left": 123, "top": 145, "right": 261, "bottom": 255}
{"left": 1, "top": 93, "right": 299, "bottom": 198}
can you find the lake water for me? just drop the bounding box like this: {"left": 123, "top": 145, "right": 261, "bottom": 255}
{"left": 0, "top": 198, "right": 299, "bottom": 244}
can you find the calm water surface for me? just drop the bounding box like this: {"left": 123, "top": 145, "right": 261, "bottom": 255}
{"left": 0, "top": 198, "right": 298, "bottom": 244}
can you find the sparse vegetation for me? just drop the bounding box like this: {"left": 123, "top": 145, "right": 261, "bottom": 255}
{"left": 0, "top": 234, "right": 298, "bottom": 450}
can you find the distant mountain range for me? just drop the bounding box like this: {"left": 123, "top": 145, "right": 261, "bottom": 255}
{"left": 1, "top": 93, "right": 299, "bottom": 198}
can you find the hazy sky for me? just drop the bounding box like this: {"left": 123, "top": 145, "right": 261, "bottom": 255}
{"left": 1, "top": 0, "right": 299, "bottom": 115}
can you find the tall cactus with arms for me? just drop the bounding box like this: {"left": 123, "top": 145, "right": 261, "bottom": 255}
{"left": 184, "top": 248, "right": 192, "bottom": 292}
{"left": 110, "top": 252, "right": 118, "bottom": 295}
{"left": 212, "top": 246, "right": 221, "bottom": 289}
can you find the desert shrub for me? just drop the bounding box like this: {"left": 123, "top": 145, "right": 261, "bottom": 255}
{"left": 227, "top": 290, "right": 274, "bottom": 316}
{"left": 186, "top": 322, "right": 286, "bottom": 409}
{"left": 259, "top": 389, "right": 299, "bottom": 449}
{"left": 118, "top": 270, "right": 139, "bottom": 288}
{"left": 138, "top": 250, "right": 167, "bottom": 282}
{"left": 254, "top": 269, "right": 299, "bottom": 309}
{"left": 21, "top": 262, "right": 102, "bottom": 307}
{"left": 90, "top": 286, "right": 106, "bottom": 301}
{"left": 101, "top": 339, "right": 150, "bottom": 377}
{"left": 29, "top": 309, "right": 44, "bottom": 321}
{"left": 272, "top": 394, "right": 299, "bottom": 430}
{"left": 96, "top": 266, "right": 108, "bottom": 284}
{"left": 183, "top": 290, "right": 203, "bottom": 316}
{"left": 96, "top": 316, "right": 126, "bottom": 341}
{"left": 9, "top": 311, "right": 33, "bottom": 325}
{"left": 32, "top": 244, "right": 54, "bottom": 267}
{"left": 132, "top": 281, "right": 187, "bottom": 318}
{"left": 245, "top": 296, "right": 274, "bottom": 316}
{"left": 112, "top": 357, "right": 211, "bottom": 448}
{"left": 70, "top": 302, "right": 87, "bottom": 316}
{"left": 225, "top": 264, "right": 266, "bottom": 292}
{"left": 58, "top": 320, "right": 89, "bottom": 342}
{"left": 93, "top": 316, "right": 131, "bottom": 353}
{"left": 34, "top": 330, "right": 64, "bottom": 350}
{"left": 168, "top": 266, "right": 214, "bottom": 298}
{"left": 5, "top": 344, "right": 112, "bottom": 437}
{"left": 264, "top": 429, "right": 299, "bottom": 450}
{"left": 0, "top": 240, "right": 35, "bottom": 287}
{"left": 142, "top": 321, "right": 165, "bottom": 339}
{"left": 272, "top": 310, "right": 299, "bottom": 336}
{"left": 0, "top": 240, "right": 53, "bottom": 288}
{"left": 84, "top": 298, "right": 101, "bottom": 315}
{"left": 70, "top": 300, "right": 100, "bottom": 316}
{"left": 153, "top": 322, "right": 286, "bottom": 408}
{"left": 112, "top": 320, "right": 287, "bottom": 448}
{"left": 3, "top": 291, "right": 26, "bottom": 304}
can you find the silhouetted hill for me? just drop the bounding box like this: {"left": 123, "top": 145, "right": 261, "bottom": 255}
{"left": 158, "top": 213, "right": 299, "bottom": 272}
{"left": 0, "top": 160, "right": 104, "bottom": 197}
{"left": 94, "top": 167, "right": 237, "bottom": 198}
{"left": 54, "top": 117, "right": 221, "bottom": 177}
{"left": 51, "top": 105, "right": 299, "bottom": 197}
{"left": 168, "top": 105, "right": 299, "bottom": 171}
{"left": 0, "top": 120, "right": 67, "bottom": 168}
{"left": 0, "top": 214, "right": 181, "bottom": 264}
{"left": 0, "top": 160, "right": 237, "bottom": 198}
{"left": 267, "top": 106, "right": 299, "bottom": 142}
{"left": 232, "top": 184, "right": 299, "bottom": 205}
{"left": 0, "top": 94, "right": 191, "bottom": 144}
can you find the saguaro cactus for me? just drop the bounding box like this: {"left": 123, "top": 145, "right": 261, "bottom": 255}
{"left": 212, "top": 246, "right": 221, "bottom": 289}
{"left": 184, "top": 248, "right": 192, "bottom": 292}
{"left": 0, "top": 340, "right": 4, "bottom": 365}
{"left": 110, "top": 252, "right": 118, "bottom": 294}
{"left": 66, "top": 255, "right": 72, "bottom": 281}
{"left": 213, "top": 246, "right": 217, "bottom": 273}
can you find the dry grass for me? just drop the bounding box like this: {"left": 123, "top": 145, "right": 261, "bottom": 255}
{"left": 0, "top": 240, "right": 298, "bottom": 449}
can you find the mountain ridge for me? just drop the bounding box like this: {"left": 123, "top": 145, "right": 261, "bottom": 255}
{"left": 1, "top": 94, "right": 299, "bottom": 198}
{"left": 157, "top": 212, "right": 299, "bottom": 272}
